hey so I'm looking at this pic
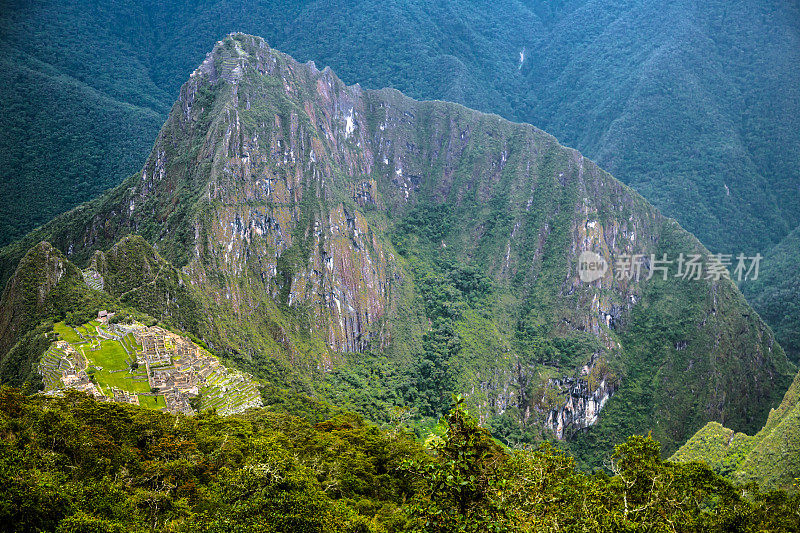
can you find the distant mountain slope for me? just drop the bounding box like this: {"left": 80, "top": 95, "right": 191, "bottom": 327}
{"left": 516, "top": 0, "right": 800, "bottom": 255}
{"left": 0, "top": 42, "right": 165, "bottom": 244}
{"left": 672, "top": 370, "right": 800, "bottom": 492}
{"left": 741, "top": 225, "right": 800, "bottom": 363}
{"left": 1, "top": 35, "right": 793, "bottom": 466}
{"left": 1, "top": 0, "right": 797, "bottom": 257}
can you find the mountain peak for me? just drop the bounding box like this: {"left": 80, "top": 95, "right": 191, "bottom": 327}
{"left": 195, "top": 33, "right": 267, "bottom": 82}
{"left": 190, "top": 33, "right": 332, "bottom": 91}
{"left": 0, "top": 241, "right": 85, "bottom": 358}
{"left": 0, "top": 37, "right": 793, "bottom": 460}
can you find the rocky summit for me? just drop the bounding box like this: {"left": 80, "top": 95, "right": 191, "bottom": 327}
{"left": 0, "top": 34, "right": 794, "bottom": 464}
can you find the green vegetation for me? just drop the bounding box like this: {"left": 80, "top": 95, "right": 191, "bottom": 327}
{"left": 51, "top": 321, "right": 150, "bottom": 396}
{"left": 138, "top": 394, "right": 165, "bottom": 409}
{"left": 0, "top": 242, "right": 115, "bottom": 378}
{"left": 1, "top": 1, "right": 797, "bottom": 399}
{"left": 0, "top": 10, "right": 797, "bottom": 527}
{"left": 315, "top": 196, "right": 795, "bottom": 466}
{"left": 1, "top": 1, "right": 797, "bottom": 259}
{"left": 0, "top": 386, "right": 423, "bottom": 532}
{"left": 80, "top": 340, "right": 149, "bottom": 395}
{"left": 83, "top": 339, "right": 128, "bottom": 371}
{"left": 0, "top": 32, "right": 793, "bottom": 470}
{"left": 741, "top": 224, "right": 800, "bottom": 363}
{"left": 671, "top": 422, "right": 756, "bottom": 477}
{"left": 53, "top": 322, "right": 84, "bottom": 345}
{"left": 403, "top": 399, "right": 800, "bottom": 531}
{"left": 1, "top": 389, "right": 798, "bottom": 532}
{"left": 673, "top": 370, "right": 800, "bottom": 492}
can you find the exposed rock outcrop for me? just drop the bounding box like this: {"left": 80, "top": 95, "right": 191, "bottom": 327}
{"left": 0, "top": 34, "right": 793, "bottom": 453}
{"left": 545, "top": 375, "right": 617, "bottom": 439}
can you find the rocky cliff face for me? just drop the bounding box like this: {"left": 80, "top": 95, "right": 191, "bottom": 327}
{"left": 0, "top": 34, "right": 793, "bottom": 456}
{"left": 544, "top": 355, "right": 618, "bottom": 439}
{"left": 71, "top": 35, "right": 398, "bottom": 357}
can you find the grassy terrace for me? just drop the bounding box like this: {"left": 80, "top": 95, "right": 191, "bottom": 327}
{"left": 38, "top": 345, "right": 68, "bottom": 389}
{"left": 121, "top": 333, "right": 142, "bottom": 353}
{"left": 43, "top": 320, "right": 261, "bottom": 415}
{"left": 51, "top": 321, "right": 149, "bottom": 396}
{"left": 53, "top": 322, "right": 85, "bottom": 344}
{"left": 79, "top": 339, "right": 151, "bottom": 395}
{"left": 138, "top": 395, "right": 166, "bottom": 409}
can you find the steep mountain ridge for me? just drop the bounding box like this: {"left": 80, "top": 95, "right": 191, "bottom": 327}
{"left": 672, "top": 369, "right": 800, "bottom": 491}
{"left": 0, "top": 34, "right": 793, "bottom": 462}
{"left": 3, "top": 2, "right": 798, "bottom": 384}
{"left": 0, "top": 242, "right": 105, "bottom": 360}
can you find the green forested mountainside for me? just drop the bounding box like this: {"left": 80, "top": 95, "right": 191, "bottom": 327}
{"left": 741, "top": 225, "right": 800, "bottom": 363}
{"left": 672, "top": 369, "right": 800, "bottom": 492}
{"left": 2, "top": 388, "right": 799, "bottom": 532}
{"left": 516, "top": 0, "right": 800, "bottom": 256}
{"left": 0, "top": 35, "right": 793, "bottom": 468}
{"left": 0, "top": 242, "right": 113, "bottom": 377}
{"left": 0, "top": 37, "right": 167, "bottom": 244}
{"left": 1, "top": 0, "right": 797, "bottom": 257}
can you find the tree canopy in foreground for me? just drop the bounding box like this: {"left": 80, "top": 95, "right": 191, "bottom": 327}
{"left": 1, "top": 388, "right": 797, "bottom": 532}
